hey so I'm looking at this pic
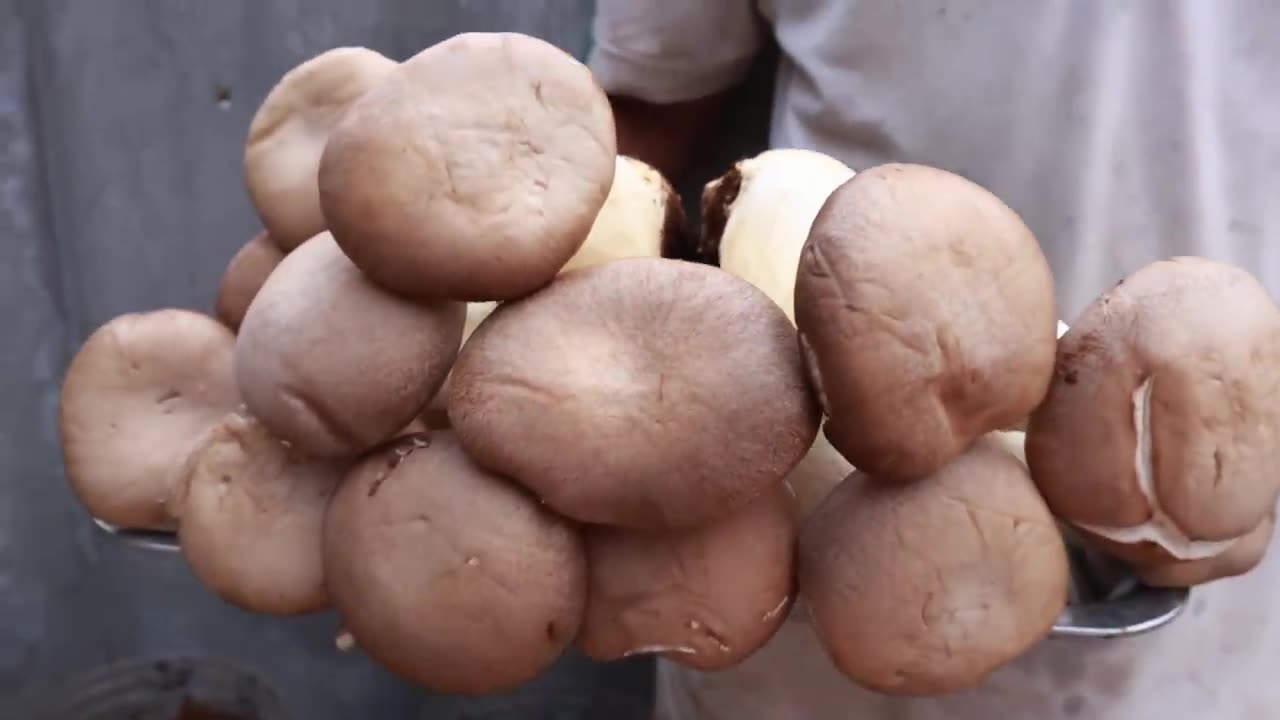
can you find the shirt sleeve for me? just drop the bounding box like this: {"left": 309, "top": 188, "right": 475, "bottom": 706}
{"left": 588, "top": 0, "right": 764, "bottom": 104}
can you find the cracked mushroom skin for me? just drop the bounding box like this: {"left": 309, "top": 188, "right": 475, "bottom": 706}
{"left": 243, "top": 47, "right": 396, "bottom": 252}
{"left": 175, "top": 410, "right": 341, "bottom": 615}
{"left": 1026, "top": 257, "right": 1280, "bottom": 574}
{"left": 323, "top": 431, "right": 587, "bottom": 695}
{"left": 447, "top": 257, "right": 820, "bottom": 529}
{"left": 234, "top": 232, "right": 464, "bottom": 459}
{"left": 794, "top": 163, "right": 1058, "bottom": 483}
{"left": 57, "top": 309, "right": 240, "bottom": 530}
{"left": 214, "top": 230, "right": 286, "bottom": 332}
{"left": 799, "top": 438, "right": 1070, "bottom": 696}
{"left": 579, "top": 485, "right": 796, "bottom": 670}
{"left": 319, "top": 32, "right": 617, "bottom": 301}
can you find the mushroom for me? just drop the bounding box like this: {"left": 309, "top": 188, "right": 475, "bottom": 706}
{"left": 447, "top": 257, "right": 820, "bottom": 529}
{"left": 234, "top": 232, "right": 464, "bottom": 459}
{"left": 1137, "top": 512, "right": 1275, "bottom": 588}
{"left": 318, "top": 32, "right": 617, "bottom": 301}
{"left": 57, "top": 309, "right": 239, "bottom": 530}
{"left": 699, "top": 148, "right": 856, "bottom": 321}
{"left": 562, "top": 155, "right": 687, "bottom": 272}
{"left": 794, "top": 163, "right": 1058, "bottom": 483}
{"left": 174, "top": 409, "right": 341, "bottom": 615}
{"left": 1026, "top": 257, "right": 1280, "bottom": 582}
{"left": 420, "top": 159, "right": 682, "bottom": 430}
{"left": 798, "top": 437, "right": 1070, "bottom": 696}
{"left": 214, "top": 230, "right": 286, "bottom": 332}
{"left": 579, "top": 485, "right": 796, "bottom": 670}
{"left": 323, "top": 430, "right": 586, "bottom": 695}
{"left": 243, "top": 47, "right": 396, "bottom": 252}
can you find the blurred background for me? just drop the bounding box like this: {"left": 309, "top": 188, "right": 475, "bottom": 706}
{"left": 0, "top": 0, "right": 773, "bottom": 717}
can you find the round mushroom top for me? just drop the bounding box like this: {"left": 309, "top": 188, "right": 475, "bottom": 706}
{"left": 1027, "top": 256, "right": 1280, "bottom": 560}
{"left": 319, "top": 32, "right": 617, "bottom": 301}
{"left": 794, "top": 163, "right": 1058, "bottom": 483}
{"left": 175, "top": 409, "right": 341, "bottom": 616}
{"left": 233, "top": 232, "right": 465, "bottom": 459}
{"left": 799, "top": 437, "right": 1070, "bottom": 696}
{"left": 58, "top": 309, "right": 240, "bottom": 530}
{"left": 447, "top": 257, "right": 820, "bottom": 529}
{"left": 579, "top": 485, "right": 796, "bottom": 671}
{"left": 322, "top": 430, "right": 587, "bottom": 695}
{"left": 244, "top": 47, "right": 397, "bottom": 252}
{"left": 215, "top": 230, "right": 286, "bottom": 332}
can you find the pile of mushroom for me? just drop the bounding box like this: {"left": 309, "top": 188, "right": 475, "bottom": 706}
{"left": 55, "top": 31, "right": 1280, "bottom": 699}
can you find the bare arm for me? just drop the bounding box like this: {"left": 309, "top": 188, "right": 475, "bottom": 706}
{"left": 609, "top": 92, "right": 732, "bottom": 183}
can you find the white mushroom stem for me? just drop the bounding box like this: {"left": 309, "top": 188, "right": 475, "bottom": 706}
{"left": 562, "top": 155, "right": 681, "bottom": 273}
{"left": 1075, "top": 378, "right": 1238, "bottom": 560}
{"left": 708, "top": 149, "right": 856, "bottom": 322}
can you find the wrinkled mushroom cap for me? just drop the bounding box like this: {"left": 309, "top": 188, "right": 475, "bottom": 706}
{"left": 1027, "top": 257, "right": 1280, "bottom": 565}
{"left": 323, "top": 431, "right": 587, "bottom": 695}
{"left": 214, "top": 230, "right": 286, "bottom": 332}
{"left": 234, "top": 233, "right": 464, "bottom": 459}
{"left": 58, "top": 309, "right": 239, "bottom": 530}
{"left": 579, "top": 485, "right": 796, "bottom": 670}
{"left": 176, "top": 410, "right": 342, "bottom": 615}
{"left": 794, "top": 163, "right": 1058, "bottom": 483}
{"left": 243, "top": 47, "right": 396, "bottom": 252}
{"left": 448, "top": 257, "right": 820, "bottom": 529}
{"left": 701, "top": 148, "right": 856, "bottom": 322}
{"left": 319, "top": 32, "right": 617, "bottom": 301}
{"left": 1138, "top": 512, "right": 1275, "bottom": 588}
{"left": 799, "top": 437, "right": 1070, "bottom": 696}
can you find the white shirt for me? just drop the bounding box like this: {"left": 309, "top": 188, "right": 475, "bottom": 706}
{"left": 589, "top": 2, "right": 1280, "bottom": 718}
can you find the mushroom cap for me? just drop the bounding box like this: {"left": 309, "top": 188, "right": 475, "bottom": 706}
{"left": 323, "top": 431, "right": 587, "bottom": 695}
{"left": 58, "top": 309, "right": 239, "bottom": 530}
{"left": 799, "top": 437, "right": 1070, "bottom": 696}
{"left": 175, "top": 410, "right": 341, "bottom": 615}
{"left": 243, "top": 47, "right": 396, "bottom": 252}
{"left": 794, "top": 163, "right": 1058, "bottom": 483}
{"left": 702, "top": 148, "right": 856, "bottom": 322}
{"left": 319, "top": 32, "right": 617, "bottom": 301}
{"left": 1137, "top": 512, "right": 1275, "bottom": 588}
{"left": 579, "top": 485, "right": 797, "bottom": 671}
{"left": 234, "top": 232, "right": 464, "bottom": 459}
{"left": 214, "top": 230, "right": 286, "bottom": 332}
{"left": 1026, "top": 257, "right": 1280, "bottom": 563}
{"left": 562, "top": 155, "right": 686, "bottom": 272}
{"left": 448, "top": 257, "right": 820, "bottom": 529}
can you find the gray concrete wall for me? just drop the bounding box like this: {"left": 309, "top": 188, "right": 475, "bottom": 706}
{"left": 0, "top": 1, "right": 695, "bottom": 717}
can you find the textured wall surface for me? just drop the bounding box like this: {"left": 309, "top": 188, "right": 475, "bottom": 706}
{"left": 0, "top": 1, "right": 726, "bottom": 717}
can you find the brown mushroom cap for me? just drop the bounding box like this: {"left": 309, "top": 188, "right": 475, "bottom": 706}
{"left": 58, "top": 309, "right": 239, "bottom": 530}
{"left": 448, "top": 257, "right": 820, "bottom": 529}
{"left": 799, "top": 438, "right": 1070, "bottom": 696}
{"left": 175, "top": 410, "right": 341, "bottom": 615}
{"left": 214, "top": 230, "right": 286, "bottom": 332}
{"left": 794, "top": 163, "right": 1058, "bottom": 483}
{"left": 318, "top": 32, "right": 617, "bottom": 301}
{"left": 1026, "top": 257, "right": 1280, "bottom": 565}
{"left": 579, "top": 485, "right": 796, "bottom": 670}
{"left": 244, "top": 47, "right": 396, "bottom": 252}
{"left": 234, "top": 232, "right": 465, "bottom": 459}
{"left": 323, "top": 431, "right": 587, "bottom": 695}
{"left": 1138, "top": 512, "right": 1275, "bottom": 588}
